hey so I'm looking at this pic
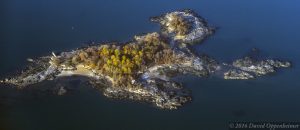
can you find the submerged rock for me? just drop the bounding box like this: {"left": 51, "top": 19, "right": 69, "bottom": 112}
{"left": 57, "top": 86, "right": 67, "bottom": 96}
{"left": 0, "top": 10, "right": 291, "bottom": 109}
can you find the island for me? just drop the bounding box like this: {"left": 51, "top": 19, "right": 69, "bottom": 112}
{"left": 0, "top": 10, "right": 291, "bottom": 109}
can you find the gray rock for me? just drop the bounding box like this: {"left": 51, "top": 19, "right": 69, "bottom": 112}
{"left": 232, "top": 57, "right": 291, "bottom": 76}
{"left": 151, "top": 9, "right": 214, "bottom": 44}
{"left": 224, "top": 69, "right": 254, "bottom": 79}
{"left": 57, "top": 86, "right": 67, "bottom": 96}
{"left": 0, "top": 10, "right": 292, "bottom": 110}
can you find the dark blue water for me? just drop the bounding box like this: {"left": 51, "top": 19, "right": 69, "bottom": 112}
{"left": 1, "top": 0, "right": 300, "bottom": 129}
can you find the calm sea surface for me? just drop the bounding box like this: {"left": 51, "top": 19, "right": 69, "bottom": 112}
{"left": 1, "top": 0, "right": 300, "bottom": 129}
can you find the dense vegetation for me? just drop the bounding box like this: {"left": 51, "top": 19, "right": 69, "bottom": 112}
{"left": 55, "top": 33, "right": 179, "bottom": 87}
{"left": 167, "top": 14, "right": 191, "bottom": 36}
{"left": 49, "top": 13, "right": 194, "bottom": 88}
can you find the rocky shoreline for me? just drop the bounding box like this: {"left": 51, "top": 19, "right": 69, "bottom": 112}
{"left": 0, "top": 10, "right": 291, "bottom": 109}
{"left": 224, "top": 57, "right": 291, "bottom": 79}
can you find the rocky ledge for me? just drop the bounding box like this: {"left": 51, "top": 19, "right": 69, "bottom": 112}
{"left": 0, "top": 10, "right": 291, "bottom": 109}
{"left": 224, "top": 57, "right": 291, "bottom": 79}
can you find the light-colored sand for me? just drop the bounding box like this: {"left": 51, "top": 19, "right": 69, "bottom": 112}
{"left": 58, "top": 64, "right": 95, "bottom": 77}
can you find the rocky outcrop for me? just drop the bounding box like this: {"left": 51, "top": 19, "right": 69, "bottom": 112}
{"left": 151, "top": 9, "right": 214, "bottom": 44}
{"left": 224, "top": 69, "right": 254, "bottom": 80}
{"left": 224, "top": 57, "right": 291, "bottom": 79}
{"left": 0, "top": 10, "right": 292, "bottom": 109}
{"left": 233, "top": 57, "right": 291, "bottom": 75}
